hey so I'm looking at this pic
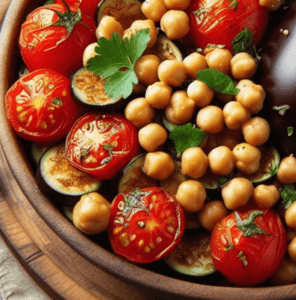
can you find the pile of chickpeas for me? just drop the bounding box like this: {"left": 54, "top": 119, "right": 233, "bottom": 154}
{"left": 78, "top": 0, "right": 296, "bottom": 284}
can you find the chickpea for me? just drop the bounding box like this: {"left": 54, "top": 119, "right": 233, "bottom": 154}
{"left": 223, "top": 101, "right": 251, "bottom": 130}
{"left": 123, "top": 19, "right": 157, "bottom": 49}
{"left": 269, "top": 259, "right": 296, "bottom": 285}
{"left": 145, "top": 81, "right": 172, "bottom": 109}
{"left": 196, "top": 105, "right": 224, "bottom": 134}
{"left": 221, "top": 177, "right": 254, "bottom": 210}
{"left": 83, "top": 43, "right": 98, "bottom": 67}
{"left": 205, "top": 48, "right": 233, "bottom": 75}
{"left": 232, "top": 142, "right": 261, "bottom": 175}
{"left": 124, "top": 97, "right": 155, "bottom": 128}
{"left": 242, "top": 116, "right": 270, "bottom": 146}
{"left": 158, "top": 60, "right": 187, "bottom": 87}
{"left": 277, "top": 155, "right": 296, "bottom": 184}
{"left": 164, "top": 0, "right": 190, "bottom": 10}
{"left": 288, "top": 238, "right": 296, "bottom": 262}
{"left": 183, "top": 52, "right": 208, "bottom": 79}
{"left": 138, "top": 123, "right": 168, "bottom": 152}
{"left": 160, "top": 10, "right": 190, "bottom": 40}
{"left": 176, "top": 180, "right": 207, "bottom": 212}
{"left": 164, "top": 90, "right": 195, "bottom": 125}
{"left": 230, "top": 52, "right": 257, "bottom": 79}
{"left": 143, "top": 151, "right": 175, "bottom": 180}
{"left": 217, "top": 127, "right": 244, "bottom": 150}
{"left": 285, "top": 201, "right": 296, "bottom": 229}
{"left": 96, "top": 15, "right": 124, "bottom": 40}
{"left": 260, "top": 0, "right": 284, "bottom": 10}
{"left": 141, "top": 0, "right": 168, "bottom": 22}
{"left": 73, "top": 192, "right": 111, "bottom": 235}
{"left": 181, "top": 147, "right": 208, "bottom": 179}
{"left": 198, "top": 200, "right": 229, "bottom": 231}
{"left": 208, "top": 146, "right": 235, "bottom": 176}
{"left": 235, "top": 79, "right": 265, "bottom": 114}
{"left": 252, "top": 184, "right": 280, "bottom": 208}
{"left": 134, "top": 54, "right": 160, "bottom": 86}
{"left": 187, "top": 80, "right": 214, "bottom": 107}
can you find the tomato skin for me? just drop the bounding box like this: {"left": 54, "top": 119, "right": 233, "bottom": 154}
{"left": 188, "top": 0, "right": 269, "bottom": 52}
{"left": 210, "top": 206, "right": 287, "bottom": 286}
{"left": 108, "top": 187, "right": 185, "bottom": 263}
{"left": 5, "top": 69, "right": 84, "bottom": 143}
{"left": 19, "top": 3, "right": 96, "bottom": 75}
{"left": 65, "top": 112, "right": 140, "bottom": 180}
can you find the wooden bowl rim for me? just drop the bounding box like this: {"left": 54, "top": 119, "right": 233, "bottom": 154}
{"left": 0, "top": 1, "right": 295, "bottom": 299}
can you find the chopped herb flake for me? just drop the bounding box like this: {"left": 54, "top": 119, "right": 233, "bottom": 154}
{"left": 288, "top": 127, "right": 294, "bottom": 137}
{"left": 281, "top": 185, "right": 296, "bottom": 209}
{"left": 272, "top": 104, "right": 291, "bottom": 116}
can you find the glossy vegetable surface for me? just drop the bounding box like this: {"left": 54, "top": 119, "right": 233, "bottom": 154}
{"left": 108, "top": 187, "right": 185, "bottom": 263}
{"left": 5, "top": 69, "right": 83, "bottom": 143}
{"left": 65, "top": 112, "right": 139, "bottom": 180}
{"left": 19, "top": 2, "right": 96, "bottom": 75}
{"left": 210, "top": 206, "right": 287, "bottom": 286}
{"left": 256, "top": 2, "right": 296, "bottom": 157}
{"left": 188, "top": 0, "right": 269, "bottom": 52}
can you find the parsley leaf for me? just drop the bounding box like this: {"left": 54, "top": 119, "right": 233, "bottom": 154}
{"left": 86, "top": 29, "right": 150, "bottom": 99}
{"left": 281, "top": 185, "right": 296, "bottom": 209}
{"left": 232, "top": 28, "right": 259, "bottom": 59}
{"left": 169, "top": 123, "right": 206, "bottom": 155}
{"left": 197, "top": 68, "right": 240, "bottom": 95}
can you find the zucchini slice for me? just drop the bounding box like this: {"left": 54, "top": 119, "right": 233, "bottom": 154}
{"left": 118, "top": 154, "right": 158, "bottom": 194}
{"left": 36, "top": 143, "right": 101, "bottom": 206}
{"left": 235, "top": 145, "right": 280, "bottom": 183}
{"left": 30, "top": 142, "right": 54, "bottom": 165}
{"left": 97, "top": 0, "right": 145, "bottom": 30}
{"left": 144, "top": 34, "right": 183, "bottom": 62}
{"left": 72, "top": 68, "right": 123, "bottom": 108}
{"left": 165, "top": 231, "right": 216, "bottom": 276}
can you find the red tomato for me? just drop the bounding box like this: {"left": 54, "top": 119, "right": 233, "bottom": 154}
{"left": 188, "top": 0, "right": 269, "bottom": 52}
{"left": 19, "top": 3, "right": 96, "bottom": 75}
{"left": 52, "top": 0, "right": 102, "bottom": 17}
{"left": 108, "top": 187, "right": 185, "bottom": 263}
{"left": 65, "top": 112, "right": 139, "bottom": 180}
{"left": 5, "top": 69, "right": 84, "bottom": 143}
{"left": 210, "top": 206, "right": 287, "bottom": 286}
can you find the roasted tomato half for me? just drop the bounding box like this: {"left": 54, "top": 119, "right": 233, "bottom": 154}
{"left": 188, "top": 0, "right": 269, "bottom": 52}
{"left": 210, "top": 206, "right": 287, "bottom": 286}
{"left": 19, "top": 2, "right": 96, "bottom": 75}
{"left": 5, "top": 69, "right": 84, "bottom": 143}
{"left": 65, "top": 112, "right": 139, "bottom": 180}
{"left": 108, "top": 187, "right": 185, "bottom": 263}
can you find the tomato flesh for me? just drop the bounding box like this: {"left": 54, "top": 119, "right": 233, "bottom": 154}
{"left": 188, "top": 0, "right": 269, "bottom": 52}
{"left": 65, "top": 112, "right": 139, "bottom": 180}
{"left": 5, "top": 69, "right": 83, "bottom": 143}
{"left": 210, "top": 206, "right": 287, "bottom": 286}
{"left": 108, "top": 187, "right": 185, "bottom": 263}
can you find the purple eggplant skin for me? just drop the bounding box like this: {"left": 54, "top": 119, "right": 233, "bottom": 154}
{"left": 255, "top": 2, "right": 296, "bottom": 157}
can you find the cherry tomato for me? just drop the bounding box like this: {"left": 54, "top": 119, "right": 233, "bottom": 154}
{"left": 210, "top": 206, "right": 287, "bottom": 286}
{"left": 19, "top": 2, "right": 96, "bottom": 75}
{"left": 65, "top": 112, "right": 139, "bottom": 180}
{"left": 108, "top": 187, "right": 185, "bottom": 263}
{"left": 188, "top": 0, "right": 269, "bottom": 52}
{"left": 5, "top": 69, "right": 84, "bottom": 143}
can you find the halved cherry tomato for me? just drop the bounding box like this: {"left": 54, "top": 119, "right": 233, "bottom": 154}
{"left": 5, "top": 69, "right": 84, "bottom": 143}
{"left": 210, "top": 205, "right": 287, "bottom": 286}
{"left": 108, "top": 187, "right": 185, "bottom": 263}
{"left": 19, "top": 2, "right": 96, "bottom": 75}
{"left": 188, "top": 0, "right": 269, "bottom": 52}
{"left": 65, "top": 112, "right": 139, "bottom": 180}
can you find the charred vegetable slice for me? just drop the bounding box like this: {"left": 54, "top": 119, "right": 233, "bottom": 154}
{"left": 36, "top": 143, "right": 101, "bottom": 205}
{"left": 165, "top": 231, "right": 216, "bottom": 276}
{"left": 97, "top": 0, "right": 145, "bottom": 30}
{"left": 236, "top": 146, "right": 280, "bottom": 183}
{"left": 118, "top": 154, "right": 158, "bottom": 194}
{"left": 72, "top": 68, "right": 122, "bottom": 108}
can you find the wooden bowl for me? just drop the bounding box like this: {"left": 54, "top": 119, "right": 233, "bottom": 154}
{"left": 0, "top": 1, "right": 295, "bottom": 299}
